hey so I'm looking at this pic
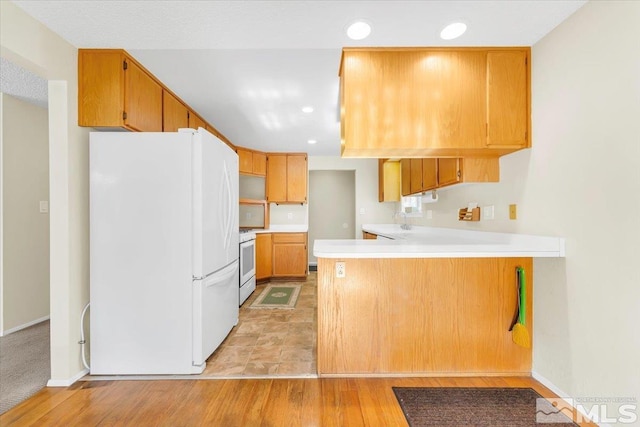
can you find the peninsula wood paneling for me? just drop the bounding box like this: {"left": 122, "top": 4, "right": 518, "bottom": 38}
{"left": 317, "top": 257, "right": 533, "bottom": 375}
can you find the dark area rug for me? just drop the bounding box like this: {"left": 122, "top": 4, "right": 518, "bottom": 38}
{"left": 392, "top": 387, "right": 578, "bottom": 426}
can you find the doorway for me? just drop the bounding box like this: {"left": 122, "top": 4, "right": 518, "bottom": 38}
{"left": 308, "top": 170, "right": 356, "bottom": 268}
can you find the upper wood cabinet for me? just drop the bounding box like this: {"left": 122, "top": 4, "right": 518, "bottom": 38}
{"left": 400, "top": 159, "right": 411, "bottom": 197}
{"left": 238, "top": 148, "right": 267, "bottom": 176}
{"left": 487, "top": 51, "right": 529, "bottom": 148}
{"left": 78, "top": 49, "right": 236, "bottom": 150}
{"left": 378, "top": 159, "right": 400, "bottom": 202}
{"left": 421, "top": 159, "right": 438, "bottom": 192}
{"left": 401, "top": 158, "right": 499, "bottom": 196}
{"left": 188, "top": 111, "right": 207, "bottom": 130}
{"left": 79, "top": 50, "right": 162, "bottom": 131}
{"left": 266, "top": 153, "right": 308, "bottom": 204}
{"left": 162, "top": 90, "right": 189, "bottom": 132}
{"left": 339, "top": 47, "right": 530, "bottom": 158}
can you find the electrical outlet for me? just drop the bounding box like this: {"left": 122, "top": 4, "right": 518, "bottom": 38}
{"left": 483, "top": 205, "right": 495, "bottom": 220}
{"left": 509, "top": 204, "right": 517, "bottom": 220}
{"left": 335, "top": 261, "right": 346, "bottom": 278}
{"left": 246, "top": 212, "right": 252, "bottom": 219}
{"left": 287, "top": 212, "right": 293, "bottom": 220}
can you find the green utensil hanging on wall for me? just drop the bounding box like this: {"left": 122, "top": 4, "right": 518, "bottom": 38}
{"left": 512, "top": 266, "right": 531, "bottom": 348}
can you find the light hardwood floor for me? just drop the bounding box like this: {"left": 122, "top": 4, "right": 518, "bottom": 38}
{"left": 1, "top": 376, "right": 596, "bottom": 426}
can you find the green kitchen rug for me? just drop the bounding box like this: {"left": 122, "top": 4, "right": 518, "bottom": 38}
{"left": 249, "top": 284, "right": 301, "bottom": 309}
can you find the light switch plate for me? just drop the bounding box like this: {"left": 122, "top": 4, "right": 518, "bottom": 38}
{"left": 509, "top": 204, "right": 517, "bottom": 220}
{"left": 39, "top": 201, "right": 49, "bottom": 213}
{"left": 287, "top": 212, "right": 293, "bottom": 219}
{"left": 483, "top": 205, "right": 494, "bottom": 220}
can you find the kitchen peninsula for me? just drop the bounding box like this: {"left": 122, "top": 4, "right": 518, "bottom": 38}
{"left": 313, "top": 225, "right": 565, "bottom": 377}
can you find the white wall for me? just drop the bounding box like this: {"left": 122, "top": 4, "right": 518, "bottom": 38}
{"left": 1, "top": 2, "right": 90, "bottom": 384}
{"left": 308, "top": 157, "right": 397, "bottom": 234}
{"left": 308, "top": 170, "right": 356, "bottom": 264}
{"left": 1, "top": 93, "right": 50, "bottom": 333}
{"left": 411, "top": 0, "right": 640, "bottom": 409}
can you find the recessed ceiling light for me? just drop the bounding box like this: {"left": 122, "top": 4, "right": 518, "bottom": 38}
{"left": 440, "top": 22, "right": 467, "bottom": 40}
{"left": 307, "top": 139, "right": 317, "bottom": 145}
{"left": 347, "top": 21, "right": 372, "bottom": 40}
{"left": 301, "top": 106, "right": 314, "bottom": 113}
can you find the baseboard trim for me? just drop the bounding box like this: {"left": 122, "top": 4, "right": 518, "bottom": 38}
{"left": 1, "top": 315, "right": 50, "bottom": 336}
{"left": 319, "top": 371, "right": 531, "bottom": 378}
{"left": 47, "top": 368, "right": 89, "bottom": 388}
{"left": 532, "top": 371, "right": 605, "bottom": 426}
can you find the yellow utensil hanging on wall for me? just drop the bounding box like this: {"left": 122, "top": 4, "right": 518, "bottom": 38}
{"left": 512, "top": 266, "right": 531, "bottom": 348}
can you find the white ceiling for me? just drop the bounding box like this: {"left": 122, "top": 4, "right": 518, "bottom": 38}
{"left": 12, "top": 0, "right": 586, "bottom": 155}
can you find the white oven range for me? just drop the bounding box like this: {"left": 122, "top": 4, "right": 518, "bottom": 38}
{"left": 239, "top": 230, "right": 256, "bottom": 305}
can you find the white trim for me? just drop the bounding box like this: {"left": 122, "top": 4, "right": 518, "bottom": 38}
{"left": 0, "top": 92, "right": 4, "bottom": 336}
{"left": 532, "top": 370, "right": 605, "bottom": 426}
{"left": 47, "top": 368, "right": 88, "bottom": 388}
{"left": 0, "top": 315, "right": 49, "bottom": 336}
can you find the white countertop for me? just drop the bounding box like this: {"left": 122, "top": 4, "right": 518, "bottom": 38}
{"left": 313, "top": 224, "right": 565, "bottom": 259}
{"left": 250, "top": 224, "right": 308, "bottom": 233}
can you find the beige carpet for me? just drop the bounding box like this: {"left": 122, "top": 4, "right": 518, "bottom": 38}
{"left": 0, "top": 320, "right": 50, "bottom": 414}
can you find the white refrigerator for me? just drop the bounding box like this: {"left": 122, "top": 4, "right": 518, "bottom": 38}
{"left": 90, "top": 128, "right": 239, "bottom": 375}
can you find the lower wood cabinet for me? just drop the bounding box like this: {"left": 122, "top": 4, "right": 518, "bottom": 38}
{"left": 272, "top": 233, "right": 308, "bottom": 277}
{"left": 255, "top": 232, "right": 308, "bottom": 280}
{"left": 363, "top": 232, "right": 377, "bottom": 240}
{"left": 256, "top": 233, "right": 272, "bottom": 280}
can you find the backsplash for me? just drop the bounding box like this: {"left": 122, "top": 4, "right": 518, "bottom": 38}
{"left": 269, "top": 203, "right": 308, "bottom": 225}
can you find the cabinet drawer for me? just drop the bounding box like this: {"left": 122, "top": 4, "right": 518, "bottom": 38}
{"left": 272, "top": 233, "right": 306, "bottom": 244}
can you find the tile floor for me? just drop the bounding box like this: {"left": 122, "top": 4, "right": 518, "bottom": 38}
{"left": 202, "top": 272, "right": 317, "bottom": 377}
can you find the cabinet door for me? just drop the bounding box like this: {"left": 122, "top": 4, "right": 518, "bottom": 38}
{"left": 237, "top": 148, "right": 253, "bottom": 175}
{"left": 487, "top": 51, "right": 528, "bottom": 148}
{"left": 272, "top": 233, "right": 307, "bottom": 277}
{"left": 287, "top": 154, "right": 308, "bottom": 203}
{"left": 421, "top": 159, "right": 437, "bottom": 191}
{"left": 252, "top": 152, "right": 267, "bottom": 176}
{"left": 124, "top": 59, "right": 163, "bottom": 132}
{"left": 188, "top": 112, "right": 207, "bottom": 130}
{"left": 256, "top": 233, "right": 272, "bottom": 280}
{"left": 378, "top": 159, "right": 400, "bottom": 202}
{"left": 438, "top": 158, "right": 462, "bottom": 187}
{"left": 162, "top": 91, "right": 189, "bottom": 132}
{"left": 78, "top": 50, "right": 123, "bottom": 127}
{"left": 400, "top": 159, "right": 411, "bottom": 196}
{"left": 341, "top": 50, "right": 486, "bottom": 156}
{"left": 410, "top": 159, "right": 423, "bottom": 194}
{"left": 266, "top": 154, "right": 287, "bottom": 203}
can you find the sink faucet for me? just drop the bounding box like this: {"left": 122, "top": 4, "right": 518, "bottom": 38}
{"left": 397, "top": 211, "right": 412, "bottom": 230}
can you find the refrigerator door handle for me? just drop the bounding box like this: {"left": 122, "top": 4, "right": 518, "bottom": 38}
{"left": 224, "top": 165, "right": 233, "bottom": 250}
{"left": 203, "top": 260, "right": 238, "bottom": 288}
